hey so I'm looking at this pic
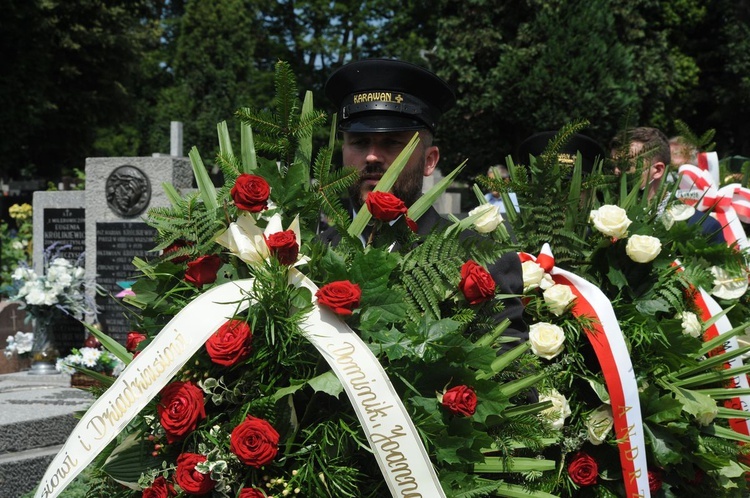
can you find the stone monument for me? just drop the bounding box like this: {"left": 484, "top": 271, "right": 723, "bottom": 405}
{"left": 85, "top": 157, "right": 192, "bottom": 344}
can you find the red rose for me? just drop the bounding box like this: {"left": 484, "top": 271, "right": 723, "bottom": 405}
{"left": 458, "top": 260, "right": 496, "bottom": 305}
{"left": 315, "top": 280, "right": 362, "bottom": 316}
{"left": 185, "top": 255, "right": 222, "bottom": 288}
{"left": 206, "top": 319, "right": 253, "bottom": 366}
{"left": 366, "top": 191, "right": 408, "bottom": 222}
{"left": 239, "top": 488, "right": 266, "bottom": 498}
{"left": 158, "top": 381, "right": 206, "bottom": 443}
{"left": 232, "top": 174, "right": 270, "bottom": 212}
{"left": 648, "top": 469, "right": 663, "bottom": 492}
{"left": 265, "top": 230, "right": 299, "bottom": 265}
{"left": 142, "top": 476, "right": 175, "bottom": 498}
{"left": 567, "top": 452, "right": 598, "bottom": 486}
{"left": 126, "top": 331, "right": 147, "bottom": 353}
{"left": 441, "top": 385, "right": 477, "bottom": 416}
{"left": 230, "top": 416, "right": 280, "bottom": 467}
{"left": 175, "top": 453, "right": 214, "bottom": 495}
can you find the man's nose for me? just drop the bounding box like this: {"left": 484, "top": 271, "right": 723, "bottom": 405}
{"left": 365, "top": 145, "right": 384, "bottom": 164}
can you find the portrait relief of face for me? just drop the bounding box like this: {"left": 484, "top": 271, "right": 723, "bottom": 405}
{"left": 105, "top": 165, "right": 151, "bottom": 218}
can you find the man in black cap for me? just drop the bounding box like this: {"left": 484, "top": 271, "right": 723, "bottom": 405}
{"left": 324, "top": 58, "right": 455, "bottom": 210}
{"left": 323, "top": 58, "right": 527, "bottom": 348}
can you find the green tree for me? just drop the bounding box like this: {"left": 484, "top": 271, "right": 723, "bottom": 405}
{"left": 431, "top": 0, "right": 639, "bottom": 176}
{"left": 0, "top": 0, "right": 160, "bottom": 179}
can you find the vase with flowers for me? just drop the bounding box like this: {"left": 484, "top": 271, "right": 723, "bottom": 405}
{"left": 8, "top": 247, "right": 100, "bottom": 375}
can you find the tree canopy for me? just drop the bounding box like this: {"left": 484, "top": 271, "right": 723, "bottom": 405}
{"left": 0, "top": 0, "right": 747, "bottom": 183}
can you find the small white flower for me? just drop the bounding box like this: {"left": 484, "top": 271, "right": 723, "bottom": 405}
{"left": 521, "top": 261, "right": 546, "bottom": 292}
{"left": 80, "top": 347, "right": 102, "bottom": 368}
{"left": 625, "top": 235, "right": 662, "bottom": 263}
{"left": 585, "top": 405, "right": 614, "bottom": 445}
{"left": 468, "top": 203, "right": 503, "bottom": 233}
{"left": 56, "top": 358, "right": 75, "bottom": 374}
{"left": 543, "top": 284, "right": 576, "bottom": 316}
{"left": 678, "top": 311, "right": 702, "bottom": 338}
{"left": 710, "top": 266, "right": 749, "bottom": 300}
{"left": 528, "top": 322, "right": 565, "bottom": 360}
{"left": 11, "top": 240, "right": 23, "bottom": 250}
{"left": 589, "top": 205, "right": 631, "bottom": 238}
{"left": 539, "top": 389, "right": 571, "bottom": 430}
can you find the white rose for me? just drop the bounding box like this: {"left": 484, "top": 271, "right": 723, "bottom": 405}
{"left": 521, "top": 261, "right": 545, "bottom": 292}
{"left": 585, "top": 405, "right": 614, "bottom": 445}
{"left": 625, "top": 235, "right": 662, "bottom": 263}
{"left": 678, "top": 311, "right": 702, "bottom": 338}
{"left": 539, "top": 389, "right": 571, "bottom": 430}
{"left": 589, "top": 205, "right": 631, "bottom": 238}
{"left": 468, "top": 203, "right": 503, "bottom": 233}
{"left": 543, "top": 284, "right": 576, "bottom": 316}
{"left": 529, "top": 322, "right": 565, "bottom": 360}
{"left": 710, "top": 266, "right": 749, "bottom": 300}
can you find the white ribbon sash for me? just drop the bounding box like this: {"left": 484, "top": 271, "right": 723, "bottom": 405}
{"left": 36, "top": 274, "right": 444, "bottom": 498}
{"left": 521, "top": 244, "right": 650, "bottom": 497}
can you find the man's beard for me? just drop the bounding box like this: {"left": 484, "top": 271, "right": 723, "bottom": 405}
{"left": 349, "top": 152, "right": 426, "bottom": 209}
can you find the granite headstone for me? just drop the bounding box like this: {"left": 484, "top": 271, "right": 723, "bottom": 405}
{"left": 31, "top": 191, "right": 87, "bottom": 356}
{"left": 85, "top": 157, "right": 192, "bottom": 344}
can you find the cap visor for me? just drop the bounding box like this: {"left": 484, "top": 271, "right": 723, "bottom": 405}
{"left": 339, "top": 114, "right": 428, "bottom": 133}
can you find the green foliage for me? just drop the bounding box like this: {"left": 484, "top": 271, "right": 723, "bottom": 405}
{"left": 0, "top": 203, "right": 33, "bottom": 297}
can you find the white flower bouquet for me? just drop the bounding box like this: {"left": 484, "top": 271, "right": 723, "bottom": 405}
{"left": 56, "top": 347, "right": 125, "bottom": 376}
{"left": 9, "top": 252, "right": 98, "bottom": 321}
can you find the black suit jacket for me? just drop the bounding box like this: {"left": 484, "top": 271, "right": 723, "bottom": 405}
{"left": 319, "top": 206, "right": 528, "bottom": 350}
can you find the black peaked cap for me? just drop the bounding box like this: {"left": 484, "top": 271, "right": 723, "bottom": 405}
{"left": 324, "top": 58, "right": 456, "bottom": 134}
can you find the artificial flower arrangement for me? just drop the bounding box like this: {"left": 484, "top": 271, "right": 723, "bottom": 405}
{"left": 54, "top": 62, "right": 558, "bottom": 498}
{"left": 56, "top": 347, "right": 126, "bottom": 376}
{"left": 492, "top": 123, "right": 750, "bottom": 496}
{"left": 9, "top": 247, "right": 98, "bottom": 322}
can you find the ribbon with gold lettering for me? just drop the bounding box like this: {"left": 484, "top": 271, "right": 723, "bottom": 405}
{"left": 36, "top": 274, "right": 445, "bottom": 498}
{"left": 520, "top": 244, "right": 650, "bottom": 497}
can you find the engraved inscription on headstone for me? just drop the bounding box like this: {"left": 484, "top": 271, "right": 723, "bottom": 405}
{"left": 105, "top": 165, "right": 151, "bottom": 218}
{"left": 96, "top": 222, "right": 158, "bottom": 343}
{"left": 43, "top": 208, "right": 85, "bottom": 263}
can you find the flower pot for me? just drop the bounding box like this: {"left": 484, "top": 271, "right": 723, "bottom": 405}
{"left": 70, "top": 372, "right": 104, "bottom": 389}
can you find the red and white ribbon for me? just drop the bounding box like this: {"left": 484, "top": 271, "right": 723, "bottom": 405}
{"left": 520, "top": 243, "right": 650, "bottom": 497}
{"left": 677, "top": 163, "right": 750, "bottom": 250}
{"left": 691, "top": 286, "right": 750, "bottom": 435}
{"left": 697, "top": 151, "right": 720, "bottom": 184}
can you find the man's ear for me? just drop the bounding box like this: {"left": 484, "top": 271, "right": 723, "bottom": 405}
{"left": 423, "top": 146, "right": 440, "bottom": 176}
{"left": 650, "top": 161, "right": 666, "bottom": 181}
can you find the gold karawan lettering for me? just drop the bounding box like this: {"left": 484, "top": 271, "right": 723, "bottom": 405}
{"left": 353, "top": 92, "right": 393, "bottom": 104}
